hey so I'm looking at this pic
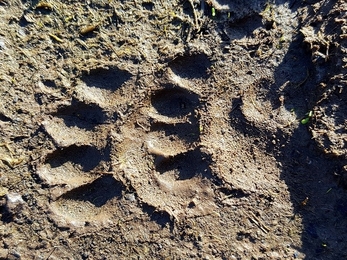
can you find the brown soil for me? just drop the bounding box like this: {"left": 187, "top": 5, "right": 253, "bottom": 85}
{"left": 0, "top": 0, "right": 347, "bottom": 259}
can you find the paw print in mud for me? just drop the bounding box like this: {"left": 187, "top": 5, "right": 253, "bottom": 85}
{"left": 115, "top": 53, "right": 219, "bottom": 220}
{"left": 37, "top": 53, "right": 219, "bottom": 224}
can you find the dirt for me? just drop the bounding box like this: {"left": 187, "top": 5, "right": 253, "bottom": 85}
{"left": 0, "top": 0, "right": 347, "bottom": 259}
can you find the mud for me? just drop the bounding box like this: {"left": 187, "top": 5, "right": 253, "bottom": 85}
{"left": 0, "top": 0, "right": 347, "bottom": 259}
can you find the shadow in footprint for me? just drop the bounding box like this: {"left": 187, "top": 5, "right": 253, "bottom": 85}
{"left": 229, "top": 97, "right": 263, "bottom": 137}
{"left": 58, "top": 175, "right": 123, "bottom": 207}
{"left": 150, "top": 87, "right": 201, "bottom": 143}
{"left": 46, "top": 145, "right": 110, "bottom": 172}
{"left": 53, "top": 99, "right": 108, "bottom": 130}
{"left": 151, "top": 87, "right": 200, "bottom": 118}
{"left": 156, "top": 148, "right": 214, "bottom": 181}
{"left": 168, "top": 53, "right": 211, "bottom": 79}
{"left": 218, "top": 187, "right": 251, "bottom": 199}
{"left": 150, "top": 122, "right": 200, "bottom": 144}
{"left": 81, "top": 66, "right": 132, "bottom": 91}
{"left": 0, "top": 112, "right": 12, "bottom": 122}
{"left": 141, "top": 203, "right": 173, "bottom": 228}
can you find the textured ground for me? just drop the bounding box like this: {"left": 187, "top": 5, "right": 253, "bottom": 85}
{"left": 0, "top": 0, "right": 347, "bottom": 259}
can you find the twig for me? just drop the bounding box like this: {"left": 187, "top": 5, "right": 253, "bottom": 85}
{"left": 188, "top": 0, "right": 199, "bottom": 30}
{"left": 45, "top": 246, "right": 58, "bottom": 260}
{"left": 247, "top": 211, "right": 270, "bottom": 234}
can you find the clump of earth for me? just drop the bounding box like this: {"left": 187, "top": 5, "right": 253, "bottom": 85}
{"left": 0, "top": 0, "right": 346, "bottom": 259}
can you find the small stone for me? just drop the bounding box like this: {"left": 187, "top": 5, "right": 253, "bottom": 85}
{"left": 6, "top": 193, "right": 24, "bottom": 212}
{"left": 124, "top": 193, "right": 136, "bottom": 202}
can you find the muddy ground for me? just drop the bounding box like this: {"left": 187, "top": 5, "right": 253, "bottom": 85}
{"left": 0, "top": 0, "right": 347, "bottom": 259}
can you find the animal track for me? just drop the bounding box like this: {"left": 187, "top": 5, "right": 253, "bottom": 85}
{"left": 37, "top": 144, "right": 110, "bottom": 193}
{"left": 150, "top": 87, "right": 199, "bottom": 117}
{"left": 37, "top": 53, "right": 222, "bottom": 224}
{"left": 168, "top": 53, "right": 211, "bottom": 79}
{"left": 50, "top": 175, "right": 124, "bottom": 223}
{"left": 37, "top": 66, "right": 129, "bottom": 225}
{"left": 80, "top": 67, "right": 132, "bottom": 91}
{"left": 52, "top": 99, "right": 108, "bottom": 130}
{"left": 115, "top": 54, "right": 221, "bottom": 220}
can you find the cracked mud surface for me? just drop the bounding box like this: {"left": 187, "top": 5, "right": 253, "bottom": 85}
{"left": 0, "top": 0, "right": 347, "bottom": 259}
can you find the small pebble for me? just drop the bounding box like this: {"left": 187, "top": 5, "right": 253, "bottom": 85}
{"left": 124, "top": 193, "right": 136, "bottom": 202}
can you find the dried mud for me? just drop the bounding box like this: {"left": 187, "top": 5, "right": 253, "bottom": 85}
{"left": 0, "top": 0, "right": 347, "bottom": 259}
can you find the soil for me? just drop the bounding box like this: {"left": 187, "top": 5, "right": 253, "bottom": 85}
{"left": 0, "top": 0, "right": 347, "bottom": 259}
